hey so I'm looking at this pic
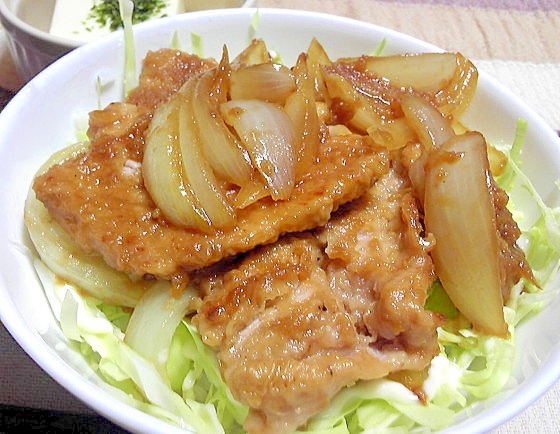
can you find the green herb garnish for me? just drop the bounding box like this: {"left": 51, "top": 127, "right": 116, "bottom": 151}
{"left": 88, "top": 0, "right": 168, "bottom": 31}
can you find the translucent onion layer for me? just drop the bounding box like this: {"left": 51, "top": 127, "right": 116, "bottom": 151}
{"left": 220, "top": 99, "right": 296, "bottom": 201}
{"left": 424, "top": 132, "right": 507, "bottom": 337}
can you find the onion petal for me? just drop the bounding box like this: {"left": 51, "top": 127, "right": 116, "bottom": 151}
{"left": 220, "top": 99, "right": 296, "bottom": 201}
{"left": 193, "top": 62, "right": 254, "bottom": 187}
{"left": 305, "top": 38, "right": 332, "bottom": 100}
{"left": 401, "top": 93, "right": 455, "bottom": 150}
{"left": 284, "top": 53, "right": 322, "bottom": 178}
{"left": 231, "top": 39, "right": 272, "bottom": 68}
{"left": 143, "top": 94, "right": 209, "bottom": 229}
{"left": 424, "top": 131, "right": 507, "bottom": 337}
{"left": 400, "top": 92, "right": 456, "bottom": 199}
{"left": 178, "top": 80, "right": 235, "bottom": 228}
{"left": 230, "top": 63, "right": 296, "bottom": 103}
{"left": 322, "top": 64, "right": 416, "bottom": 147}
{"left": 360, "top": 52, "right": 458, "bottom": 94}
{"left": 125, "top": 281, "right": 198, "bottom": 379}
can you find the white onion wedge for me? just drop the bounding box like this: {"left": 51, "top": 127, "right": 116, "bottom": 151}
{"left": 220, "top": 99, "right": 296, "bottom": 201}
{"left": 360, "top": 52, "right": 458, "bottom": 94}
{"left": 193, "top": 66, "right": 254, "bottom": 187}
{"left": 125, "top": 281, "right": 198, "bottom": 379}
{"left": 338, "top": 52, "right": 478, "bottom": 119}
{"left": 322, "top": 64, "right": 416, "bottom": 147}
{"left": 231, "top": 39, "right": 272, "bottom": 68}
{"left": 178, "top": 81, "right": 235, "bottom": 229}
{"left": 400, "top": 92, "right": 456, "bottom": 198}
{"left": 305, "top": 38, "right": 332, "bottom": 100}
{"left": 424, "top": 132, "right": 507, "bottom": 337}
{"left": 400, "top": 93, "right": 455, "bottom": 150}
{"left": 230, "top": 63, "right": 296, "bottom": 103}
{"left": 143, "top": 94, "right": 209, "bottom": 229}
{"left": 284, "top": 53, "right": 321, "bottom": 178}
{"left": 435, "top": 53, "right": 478, "bottom": 118}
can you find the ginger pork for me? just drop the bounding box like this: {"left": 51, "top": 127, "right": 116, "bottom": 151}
{"left": 26, "top": 37, "right": 536, "bottom": 434}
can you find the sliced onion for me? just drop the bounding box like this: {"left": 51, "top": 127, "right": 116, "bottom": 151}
{"left": 143, "top": 93, "right": 209, "bottom": 229}
{"left": 231, "top": 39, "right": 272, "bottom": 68}
{"left": 400, "top": 93, "right": 455, "bottom": 150}
{"left": 359, "top": 52, "right": 459, "bottom": 94}
{"left": 435, "top": 53, "right": 478, "bottom": 118}
{"left": 340, "top": 52, "right": 478, "bottom": 119}
{"left": 192, "top": 65, "right": 254, "bottom": 186}
{"left": 322, "top": 64, "right": 416, "bottom": 147}
{"left": 178, "top": 81, "right": 235, "bottom": 228}
{"left": 284, "top": 53, "right": 321, "bottom": 178}
{"left": 305, "top": 38, "right": 332, "bottom": 100}
{"left": 144, "top": 77, "right": 235, "bottom": 230}
{"left": 366, "top": 117, "right": 418, "bottom": 150}
{"left": 232, "top": 178, "right": 270, "bottom": 209}
{"left": 220, "top": 99, "right": 296, "bottom": 201}
{"left": 400, "top": 92, "right": 456, "bottom": 198}
{"left": 125, "top": 281, "right": 198, "bottom": 378}
{"left": 230, "top": 63, "right": 296, "bottom": 103}
{"left": 424, "top": 132, "right": 507, "bottom": 337}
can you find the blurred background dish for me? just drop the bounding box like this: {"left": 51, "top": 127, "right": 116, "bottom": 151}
{"left": 0, "top": 0, "right": 255, "bottom": 84}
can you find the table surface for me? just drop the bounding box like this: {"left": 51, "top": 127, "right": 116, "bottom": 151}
{"left": 1, "top": 0, "right": 560, "bottom": 433}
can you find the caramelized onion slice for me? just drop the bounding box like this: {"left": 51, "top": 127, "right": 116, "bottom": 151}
{"left": 193, "top": 67, "right": 254, "bottom": 186}
{"left": 400, "top": 92, "right": 456, "bottom": 198}
{"left": 178, "top": 82, "right": 235, "bottom": 229}
{"left": 359, "top": 52, "right": 459, "bottom": 94}
{"left": 401, "top": 93, "right": 455, "bottom": 149}
{"left": 230, "top": 63, "right": 297, "bottom": 103}
{"left": 322, "top": 64, "right": 416, "bottom": 148}
{"left": 305, "top": 38, "right": 332, "bottom": 100}
{"left": 231, "top": 39, "right": 272, "bottom": 68}
{"left": 221, "top": 99, "right": 296, "bottom": 201}
{"left": 144, "top": 77, "right": 235, "bottom": 231}
{"left": 435, "top": 53, "right": 478, "bottom": 118}
{"left": 143, "top": 96, "right": 209, "bottom": 229}
{"left": 284, "top": 53, "right": 322, "bottom": 178}
{"left": 338, "top": 52, "right": 478, "bottom": 119}
{"left": 424, "top": 132, "right": 507, "bottom": 337}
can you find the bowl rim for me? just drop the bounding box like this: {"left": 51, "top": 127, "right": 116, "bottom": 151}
{"left": 1, "top": 7, "right": 560, "bottom": 434}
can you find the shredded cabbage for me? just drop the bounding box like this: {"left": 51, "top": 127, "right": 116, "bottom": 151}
{"left": 35, "top": 259, "right": 248, "bottom": 433}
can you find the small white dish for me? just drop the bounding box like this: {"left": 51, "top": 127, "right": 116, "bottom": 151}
{"left": 0, "top": 0, "right": 255, "bottom": 82}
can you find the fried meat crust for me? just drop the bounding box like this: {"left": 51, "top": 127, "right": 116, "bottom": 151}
{"left": 33, "top": 49, "right": 390, "bottom": 280}
{"left": 192, "top": 160, "right": 442, "bottom": 434}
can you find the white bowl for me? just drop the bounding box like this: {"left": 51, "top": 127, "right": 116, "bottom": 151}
{"left": 1, "top": 8, "right": 560, "bottom": 434}
{"left": 0, "top": 0, "right": 255, "bottom": 83}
